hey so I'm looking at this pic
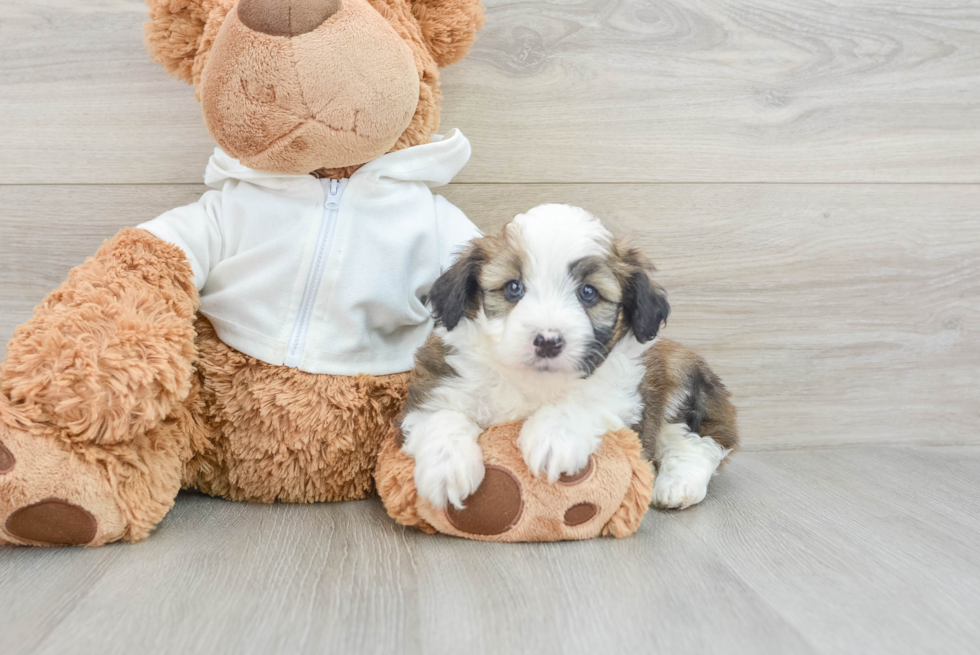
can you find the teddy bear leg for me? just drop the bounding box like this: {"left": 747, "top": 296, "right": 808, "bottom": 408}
{"left": 0, "top": 228, "right": 200, "bottom": 546}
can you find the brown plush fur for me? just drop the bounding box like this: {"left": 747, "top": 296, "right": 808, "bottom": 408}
{"left": 374, "top": 425, "right": 438, "bottom": 534}
{"left": 599, "top": 427, "right": 655, "bottom": 538}
{"left": 185, "top": 318, "right": 408, "bottom": 503}
{"left": 409, "top": 0, "right": 485, "bottom": 68}
{"left": 145, "top": 0, "right": 227, "bottom": 84}
{"left": 1, "top": 0, "right": 484, "bottom": 546}
{"left": 375, "top": 421, "right": 653, "bottom": 542}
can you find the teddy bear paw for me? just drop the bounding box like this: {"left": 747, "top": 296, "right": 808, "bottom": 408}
{"left": 445, "top": 465, "right": 524, "bottom": 536}
{"left": 0, "top": 426, "right": 126, "bottom": 547}
{"left": 441, "top": 456, "right": 604, "bottom": 539}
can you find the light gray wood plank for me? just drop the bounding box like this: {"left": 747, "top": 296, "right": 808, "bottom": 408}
{"left": 0, "top": 0, "right": 211, "bottom": 185}
{"left": 2, "top": 1, "right": 979, "bottom": 184}
{"left": 683, "top": 446, "right": 980, "bottom": 655}
{"left": 2, "top": 447, "right": 979, "bottom": 655}
{"left": 2, "top": 183, "right": 977, "bottom": 449}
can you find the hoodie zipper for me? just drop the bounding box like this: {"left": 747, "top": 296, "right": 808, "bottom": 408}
{"left": 284, "top": 178, "right": 348, "bottom": 368}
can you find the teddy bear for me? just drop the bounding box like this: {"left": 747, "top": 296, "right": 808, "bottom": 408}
{"left": 0, "top": 0, "right": 486, "bottom": 547}
{"left": 0, "top": 0, "right": 656, "bottom": 548}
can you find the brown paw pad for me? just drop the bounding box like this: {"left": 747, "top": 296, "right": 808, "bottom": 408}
{"left": 558, "top": 456, "right": 594, "bottom": 485}
{"left": 446, "top": 466, "right": 524, "bottom": 536}
{"left": 5, "top": 498, "right": 97, "bottom": 546}
{"left": 564, "top": 502, "right": 598, "bottom": 526}
{"left": 0, "top": 440, "right": 14, "bottom": 475}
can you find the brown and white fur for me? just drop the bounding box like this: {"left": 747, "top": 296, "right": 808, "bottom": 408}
{"left": 400, "top": 204, "right": 738, "bottom": 511}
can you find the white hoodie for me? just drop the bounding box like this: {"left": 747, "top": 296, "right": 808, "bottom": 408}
{"left": 139, "top": 129, "right": 480, "bottom": 376}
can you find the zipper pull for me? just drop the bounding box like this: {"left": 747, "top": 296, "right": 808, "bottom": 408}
{"left": 326, "top": 179, "right": 342, "bottom": 209}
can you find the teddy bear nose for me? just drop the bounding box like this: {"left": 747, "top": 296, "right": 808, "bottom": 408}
{"left": 238, "top": 0, "right": 342, "bottom": 37}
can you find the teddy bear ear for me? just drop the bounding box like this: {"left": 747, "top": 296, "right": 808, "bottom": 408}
{"left": 144, "top": 0, "right": 233, "bottom": 84}
{"left": 409, "top": 0, "right": 486, "bottom": 68}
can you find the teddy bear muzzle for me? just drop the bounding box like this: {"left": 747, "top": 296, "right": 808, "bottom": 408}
{"left": 199, "top": 0, "right": 421, "bottom": 174}
{"left": 237, "top": 0, "right": 342, "bottom": 37}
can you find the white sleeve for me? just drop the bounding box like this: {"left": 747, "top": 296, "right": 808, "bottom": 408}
{"left": 434, "top": 194, "right": 482, "bottom": 271}
{"left": 137, "top": 190, "right": 223, "bottom": 291}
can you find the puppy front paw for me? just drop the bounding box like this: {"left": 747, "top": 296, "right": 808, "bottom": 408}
{"left": 518, "top": 411, "right": 601, "bottom": 483}
{"left": 412, "top": 437, "right": 485, "bottom": 511}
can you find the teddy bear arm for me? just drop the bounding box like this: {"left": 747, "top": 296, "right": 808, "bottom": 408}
{"left": 409, "top": 0, "right": 485, "bottom": 68}
{"left": 1, "top": 228, "right": 200, "bottom": 445}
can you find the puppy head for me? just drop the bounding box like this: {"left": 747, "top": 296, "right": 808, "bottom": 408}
{"left": 429, "top": 204, "right": 670, "bottom": 376}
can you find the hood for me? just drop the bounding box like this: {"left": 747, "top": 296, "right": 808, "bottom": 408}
{"left": 355, "top": 129, "right": 471, "bottom": 187}
{"left": 204, "top": 129, "right": 471, "bottom": 190}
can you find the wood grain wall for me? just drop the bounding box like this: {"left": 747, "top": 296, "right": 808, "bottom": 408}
{"left": 1, "top": 0, "right": 978, "bottom": 449}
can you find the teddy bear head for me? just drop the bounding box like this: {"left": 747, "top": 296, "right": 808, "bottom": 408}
{"left": 145, "top": 0, "right": 484, "bottom": 176}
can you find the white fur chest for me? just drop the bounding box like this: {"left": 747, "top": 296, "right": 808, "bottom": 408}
{"left": 439, "top": 325, "right": 651, "bottom": 430}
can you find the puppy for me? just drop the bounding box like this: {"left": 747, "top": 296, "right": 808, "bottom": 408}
{"left": 400, "top": 204, "right": 738, "bottom": 511}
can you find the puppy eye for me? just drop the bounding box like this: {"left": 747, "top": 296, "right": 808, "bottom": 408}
{"left": 578, "top": 284, "right": 599, "bottom": 305}
{"left": 503, "top": 279, "right": 525, "bottom": 303}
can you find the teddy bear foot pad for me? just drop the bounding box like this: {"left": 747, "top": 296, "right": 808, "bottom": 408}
{"left": 0, "top": 428, "right": 126, "bottom": 547}
{"left": 4, "top": 497, "right": 98, "bottom": 546}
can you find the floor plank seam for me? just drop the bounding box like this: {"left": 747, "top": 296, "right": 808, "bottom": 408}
{"left": 742, "top": 443, "right": 980, "bottom": 453}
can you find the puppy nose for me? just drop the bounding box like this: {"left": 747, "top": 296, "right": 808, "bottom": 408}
{"left": 238, "top": 0, "right": 342, "bottom": 37}
{"left": 533, "top": 333, "right": 564, "bottom": 359}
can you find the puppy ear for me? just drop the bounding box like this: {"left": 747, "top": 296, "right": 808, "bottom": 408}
{"left": 614, "top": 242, "right": 670, "bottom": 343}
{"left": 624, "top": 270, "right": 670, "bottom": 343}
{"left": 428, "top": 243, "right": 484, "bottom": 330}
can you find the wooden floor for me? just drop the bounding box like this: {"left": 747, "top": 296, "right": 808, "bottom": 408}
{"left": 2, "top": 1, "right": 979, "bottom": 653}
{"left": 1, "top": 447, "right": 978, "bottom": 655}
